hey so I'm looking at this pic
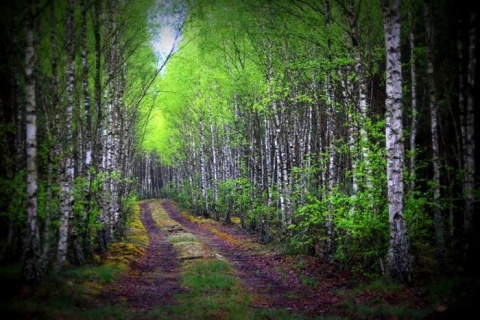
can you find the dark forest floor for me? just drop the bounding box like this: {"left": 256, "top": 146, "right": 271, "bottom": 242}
{"left": 1, "top": 199, "right": 478, "bottom": 319}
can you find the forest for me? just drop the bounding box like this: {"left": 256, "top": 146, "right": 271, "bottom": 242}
{"left": 0, "top": 0, "right": 478, "bottom": 317}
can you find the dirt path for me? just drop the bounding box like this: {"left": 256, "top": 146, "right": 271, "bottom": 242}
{"left": 101, "top": 199, "right": 346, "bottom": 317}
{"left": 161, "top": 200, "right": 291, "bottom": 310}
{"left": 100, "top": 201, "right": 183, "bottom": 312}
{"left": 160, "top": 200, "right": 343, "bottom": 316}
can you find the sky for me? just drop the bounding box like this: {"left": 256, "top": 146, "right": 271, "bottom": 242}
{"left": 154, "top": 25, "right": 176, "bottom": 55}
{"left": 151, "top": 0, "right": 183, "bottom": 59}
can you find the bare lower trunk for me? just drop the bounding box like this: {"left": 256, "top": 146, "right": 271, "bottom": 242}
{"left": 382, "top": 0, "right": 412, "bottom": 284}
{"left": 408, "top": 11, "right": 418, "bottom": 193}
{"left": 22, "top": 0, "right": 43, "bottom": 282}
{"left": 200, "top": 118, "right": 208, "bottom": 216}
{"left": 463, "top": 7, "right": 476, "bottom": 263}
{"left": 325, "top": 75, "right": 336, "bottom": 263}
{"left": 56, "top": 0, "right": 76, "bottom": 271}
{"left": 424, "top": 2, "right": 446, "bottom": 266}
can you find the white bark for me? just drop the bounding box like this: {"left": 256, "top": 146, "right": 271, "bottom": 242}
{"left": 424, "top": 2, "right": 446, "bottom": 264}
{"left": 325, "top": 74, "right": 336, "bottom": 263}
{"left": 408, "top": 11, "right": 418, "bottom": 193}
{"left": 349, "top": 0, "right": 372, "bottom": 189}
{"left": 23, "top": 0, "right": 43, "bottom": 282}
{"left": 382, "top": 0, "right": 412, "bottom": 284}
{"left": 210, "top": 110, "right": 219, "bottom": 220}
{"left": 56, "top": 0, "right": 76, "bottom": 270}
{"left": 200, "top": 118, "right": 208, "bottom": 214}
{"left": 82, "top": 0, "right": 92, "bottom": 178}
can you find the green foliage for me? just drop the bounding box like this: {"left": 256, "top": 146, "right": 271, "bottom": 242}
{"left": 215, "top": 177, "right": 253, "bottom": 223}
{"left": 117, "top": 193, "right": 140, "bottom": 238}
{"left": 72, "top": 175, "right": 101, "bottom": 257}
{"left": 288, "top": 194, "right": 327, "bottom": 253}
{"left": 0, "top": 170, "right": 26, "bottom": 228}
{"left": 0, "top": 170, "right": 27, "bottom": 259}
{"left": 289, "top": 182, "right": 389, "bottom": 276}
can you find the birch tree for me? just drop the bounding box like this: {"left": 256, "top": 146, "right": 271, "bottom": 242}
{"left": 408, "top": 10, "right": 418, "bottom": 193}
{"left": 460, "top": 1, "right": 476, "bottom": 266}
{"left": 22, "top": 0, "right": 44, "bottom": 282}
{"left": 56, "top": 0, "right": 76, "bottom": 270}
{"left": 424, "top": 0, "right": 446, "bottom": 267}
{"left": 381, "top": 0, "right": 412, "bottom": 284}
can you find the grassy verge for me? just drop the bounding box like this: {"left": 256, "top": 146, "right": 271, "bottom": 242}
{"left": 0, "top": 203, "right": 148, "bottom": 319}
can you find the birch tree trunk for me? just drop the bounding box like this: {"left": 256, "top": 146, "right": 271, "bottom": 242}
{"left": 349, "top": 0, "right": 372, "bottom": 190}
{"left": 92, "top": 0, "right": 108, "bottom": 253}
{"left": 463, "top": 6, "right": 476, "bottom": 264}
{"left": 22, "top": 0, "right": 43, "bottom": 282}
{"left": 82, "top": 0, "right": 93, "bottom": 185}
{"left": 324, "top": 0, "right": 336, "bottom": 263}
{"left": 81, "top": 0, "right": 94, "bottom": 257}
{"left": 56, "top": 0, "right": 76, "bottom": 270}
{"left": 408, "top": 11, "right": 418, "bottom": 194}
{"left": 381, "top": 0, "right": 412, "bottom": 284}
{"left": 325, "top": 74, "right": 336, "bottom": 263}
{"left": 199, "top": 117, "right": 209, "bottom": 216}
{"left": 210, "top": 111, "right": 220, "bottom": 221}
{"left": 424, "top": 1, "right": 446, "bottom": 266}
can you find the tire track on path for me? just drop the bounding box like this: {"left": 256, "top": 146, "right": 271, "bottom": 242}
{"left": 101, "top": 201, "right": 183, "bottom": 313}
{"left": 161, "top": 200, "right": 295, "bottom": 310}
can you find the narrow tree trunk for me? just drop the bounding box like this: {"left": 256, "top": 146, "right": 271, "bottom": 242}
{"left": 325, "top": 74, "right": 336, "bottom": 263}
{"left": 424, "top": 2, "right": 446, "bottom": 267}
{"left": 199, "top": 117, "right": 209, "bottom": 216}
{"left": 349, "top": 0, "right": 372, "bottom": 190}
{"left": 323, "top": 0, "right": 336, "bottom": 263}
{"left": 463, "top": 6, "right": 476, "bottom": 265}
{"left": 381, "top": 0, "right": 412, "bottom": 284}
{"left": 56, "top": 0, "right": 76, "bottom": 270}
{"left": 22, "top": 0, "right": 43, "bottom": 282}
{"left": 408, "top": 11, "right": 418, "bottom": 193}
{"left": 92, "top": 0, "right": 107, "bottom": 253}
{"left": 81, "top": 0, "right": 93, "bottom": 259}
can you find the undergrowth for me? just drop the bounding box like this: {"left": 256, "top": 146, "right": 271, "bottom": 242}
{"left": 0, "top": 202, "right": 147, "bottom": 319}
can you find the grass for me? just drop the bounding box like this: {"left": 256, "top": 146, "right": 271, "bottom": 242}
{"left": 0, "top": 201, "right": 149, "bottom": 319}
{"left": 253, "top": 309, "right": 346, "bottom": 320}
{"left": 144, "top": 199, "right": 254, "bottom": 319}
{"left": 301, "top": 275, "right": 317, "bottom": 288}
{"left": 168, "top": 233, "right": 199, "bottom": 243}
{"left": 338, "top": 299, "right": 430, "bottom": 319}
{"left": 0, "top": 263, "right": 130, "bottom": 319}
{"left": 60, "top": 264, "right": 124, "bottom": 285}
{"left": 182, "top": 259, "right": 237, "bottom": 294}
{"left": 333, "top": 275, "right": 480, "bottom": 319}
{"left": 148, "top": 258, "right": 253, "bottom": 320}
